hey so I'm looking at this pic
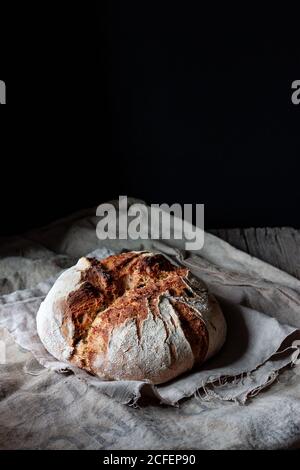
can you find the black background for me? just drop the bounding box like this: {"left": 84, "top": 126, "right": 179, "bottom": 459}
{"left": 0, "top": 3, "right": 299, "bottom": 235}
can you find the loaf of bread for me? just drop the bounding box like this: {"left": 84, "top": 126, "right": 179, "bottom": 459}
{"left": 37, "top": 251, "right": 226, "bottom": 384}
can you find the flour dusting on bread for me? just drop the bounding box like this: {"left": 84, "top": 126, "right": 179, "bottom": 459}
{"left": 37, "top": 251, "right": 227, "bottom": 384}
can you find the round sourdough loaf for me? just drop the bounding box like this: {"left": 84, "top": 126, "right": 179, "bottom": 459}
{"left": 37, "top": 251, "right": 227, "bottom": 384}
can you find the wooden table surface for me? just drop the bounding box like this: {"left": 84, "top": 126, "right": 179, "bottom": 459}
{"left": 210, "top": 227, "right": 300, "bottom": 280}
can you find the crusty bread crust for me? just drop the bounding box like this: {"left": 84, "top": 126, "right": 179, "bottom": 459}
{"left": 37, "top": 251, "right": 226, "bottom": 384}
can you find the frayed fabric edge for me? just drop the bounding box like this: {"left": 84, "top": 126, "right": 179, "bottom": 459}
{"left": 193, "top": 370, "right": 280, "bottom": 405}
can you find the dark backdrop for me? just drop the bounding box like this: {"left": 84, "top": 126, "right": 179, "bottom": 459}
{"left": 0, "top": 3, "right": 299, "bottom": 235}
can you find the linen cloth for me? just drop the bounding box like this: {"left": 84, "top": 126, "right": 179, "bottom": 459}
{"left": 0, "top": 203, "right": 300, "bottom": 448}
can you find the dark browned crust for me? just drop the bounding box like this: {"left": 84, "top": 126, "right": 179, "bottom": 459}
{"left": 62, "top": 252, "right": 209, "bottom": 372}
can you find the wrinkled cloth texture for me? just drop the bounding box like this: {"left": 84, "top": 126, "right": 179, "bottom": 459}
{"left": 0, "top": 203, "right": 300, "bottom": 449}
